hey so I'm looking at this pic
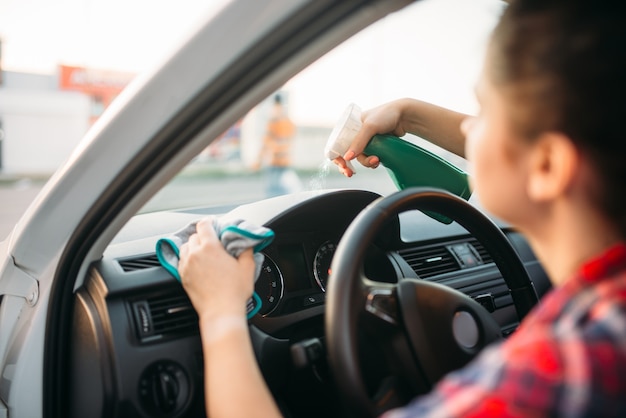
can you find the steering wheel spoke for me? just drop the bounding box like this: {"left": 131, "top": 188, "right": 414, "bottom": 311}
{"left": 357, "top": 280, "right": 430, "bottom": 414}
{"left": 363, "top": 281, "right": 399, "bottom": 326}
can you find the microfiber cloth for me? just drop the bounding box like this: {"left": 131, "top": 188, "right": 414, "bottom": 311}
{"left": 155, "top": 217, "right": 275, "bottom": 319}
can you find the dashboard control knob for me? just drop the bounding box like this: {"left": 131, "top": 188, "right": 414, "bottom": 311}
{"left": 139, "top": 360, "right": 190, "bottom": 416}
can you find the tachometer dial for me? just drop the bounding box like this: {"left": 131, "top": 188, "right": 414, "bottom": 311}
{"left": 254, "top": 255, "right": 284, "bottom": 316}
{"left": 313, "top": 241, "right": 337, "bottom": 292}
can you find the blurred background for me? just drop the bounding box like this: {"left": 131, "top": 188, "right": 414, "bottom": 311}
{"left": 0, "top": 0, "right": 502, "bottom": 237}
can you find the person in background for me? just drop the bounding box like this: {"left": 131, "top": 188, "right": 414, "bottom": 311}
{"left": 178, "top": 0, "right": 626, "bottom": 416}
{"left": 254, "top": 94, "right": 299, "bottom": 197}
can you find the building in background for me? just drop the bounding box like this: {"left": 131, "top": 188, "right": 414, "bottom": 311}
{"left": 0, "top": 65, "right": 134, "bottom": 176}
{"left": 0, "top": 65, "right": 332, "bottom": 177}
{"left": 58, "top": 65, "right": 133, "bottom": 125}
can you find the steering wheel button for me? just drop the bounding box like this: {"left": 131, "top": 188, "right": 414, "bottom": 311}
{"left": 303, "top": 293, "right": 324, "bottom": 306}
{"left": 447, "top": 243, "right": 481, "bottom": 268}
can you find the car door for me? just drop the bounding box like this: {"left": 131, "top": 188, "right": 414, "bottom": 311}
{"left": 0, "top": 1, "right": 414, "bottom": 416}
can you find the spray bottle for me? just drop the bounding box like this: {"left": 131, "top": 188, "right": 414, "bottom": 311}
{"left": 324, "top": 103, "right": 471, "bottom": 224}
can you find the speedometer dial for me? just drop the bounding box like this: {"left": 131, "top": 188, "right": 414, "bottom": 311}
{"left": 313, "top": 241, "right": 337, "bottom": 292}
{"left": 254, "top": 255, "right": 284, "bottom": 316}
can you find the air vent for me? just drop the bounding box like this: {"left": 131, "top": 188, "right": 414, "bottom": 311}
{"left": 119, "top": 254, "right": 161, "bottom": 272}
{"left": 131, "top": 290, "right": 198, "bottom": 343}
{"left": 467, "top": 238, "right": 494, "bottom": 264}
{"left": 398, "top": 244, "right": 459, "bottom": 278}
{"left": 398, "top": 238, "right": 495, "bottom": 279}
{"left": 398, "top": 239, "right": 513, "bottom": 316}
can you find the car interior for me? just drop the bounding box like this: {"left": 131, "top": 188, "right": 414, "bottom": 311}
{"left": 53, "top": 1, "right": 553, "bottom": 417}
{"left": 70, "top": 188, "right": 551, "bottom": 417}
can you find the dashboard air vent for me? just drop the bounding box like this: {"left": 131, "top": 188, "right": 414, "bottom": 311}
{"left": 131, "top": 290, "right": 198, "bottom": 343}
{"left": 398, "top": 238, "right": 495, "bottom": 278}
{"left": 466, "top": 238, "right": 493, "bottom": 264}
{"left": 398, "top": 244, "right": 459, "bottom": 278}
{"left": 118, "top": 254, "right": 161, "bottom": 272}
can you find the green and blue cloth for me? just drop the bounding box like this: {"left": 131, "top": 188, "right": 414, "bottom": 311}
{"left": 155, "top": 217, "right": 275, "bottom": 319}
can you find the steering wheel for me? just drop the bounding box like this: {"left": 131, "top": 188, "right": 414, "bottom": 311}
{"left": 325, "top": 188, "right": 538, "bottom": 417}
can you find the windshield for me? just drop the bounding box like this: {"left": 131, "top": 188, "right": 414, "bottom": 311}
{"left": 140, "top": 0, "right": 502, "bottom": 214}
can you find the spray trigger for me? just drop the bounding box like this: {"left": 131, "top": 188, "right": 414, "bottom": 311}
{"left": 324, "top": 103, "right": 363, "bottom": 172}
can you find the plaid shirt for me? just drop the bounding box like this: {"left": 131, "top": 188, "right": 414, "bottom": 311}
{"left": 382, "top": 243, "right": 626, "bottom": 417}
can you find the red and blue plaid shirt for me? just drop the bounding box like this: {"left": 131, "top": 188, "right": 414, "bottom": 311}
{"left": 383, "top": 243, "right": 626, "bottom": 417}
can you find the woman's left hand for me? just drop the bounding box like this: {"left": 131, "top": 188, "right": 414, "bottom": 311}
{"left": 178, "top": 217, "right": 256, "bottom": 321}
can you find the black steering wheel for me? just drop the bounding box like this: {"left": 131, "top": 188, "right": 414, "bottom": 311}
{"left": 325, "top": 188, "right": 538, "bottom": 417}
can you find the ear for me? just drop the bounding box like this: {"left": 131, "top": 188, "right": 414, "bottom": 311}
{"left": 526, "top": 132, "right": 579, "bottom": 202}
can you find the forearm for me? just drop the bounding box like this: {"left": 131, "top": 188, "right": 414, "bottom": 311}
{"left": 397, "top": 98, "right": 468, "bottom": 157}
{"left": 200, "top": 315, "right": 282, "bottom": 418}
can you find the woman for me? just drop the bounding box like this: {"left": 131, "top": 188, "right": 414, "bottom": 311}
{"left": 179, "top": 0, "right": 626, "bottom": 416}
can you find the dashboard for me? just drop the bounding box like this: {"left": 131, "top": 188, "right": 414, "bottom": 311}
{"left": 68, "top": 189, "right": 551, "bottom": 418}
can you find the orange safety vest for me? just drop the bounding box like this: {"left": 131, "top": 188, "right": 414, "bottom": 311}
{"left": 263, "top": 116, "right": 295, "bottom": 167}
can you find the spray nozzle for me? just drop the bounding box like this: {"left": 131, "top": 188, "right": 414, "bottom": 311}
{"left": 324, "top": 103, "right": 363, "bottom": 172}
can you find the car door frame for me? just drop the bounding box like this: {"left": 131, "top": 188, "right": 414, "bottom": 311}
{"left": 0, "top": 1, "right": 416, "bottom": 417}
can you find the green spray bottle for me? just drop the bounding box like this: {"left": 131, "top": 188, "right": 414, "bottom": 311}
{"left": 324, "top": 103, "right": 471, "bottom": 224}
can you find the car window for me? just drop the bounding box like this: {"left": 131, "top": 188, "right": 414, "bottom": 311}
{"left": 140, "top": 0, "right": 503, "bottom": 214}
{"left": 0, "top": 0, "right": 234, "bottom": 238}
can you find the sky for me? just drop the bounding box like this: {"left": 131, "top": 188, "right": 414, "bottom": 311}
{"left": 0, "top": 0, "right": 503, "bottom": 125}
{"left": 0, "top": 0, "right": 230, "bottom": 73}
{"left": 285, "top": 0, "right": 503, "bottom": 124}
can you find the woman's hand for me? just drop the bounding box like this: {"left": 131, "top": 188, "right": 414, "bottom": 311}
{"left": 333, "top": 99, "right": 410, "bottom": 177}
{"left": 332, "top": 98, "right": 469, "bottom": 177}
{"left": 178, "top": 217, "right": 283, "bottom": 418}
{"left": 178, "top": 217, "right": 256, "bottom": 321}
